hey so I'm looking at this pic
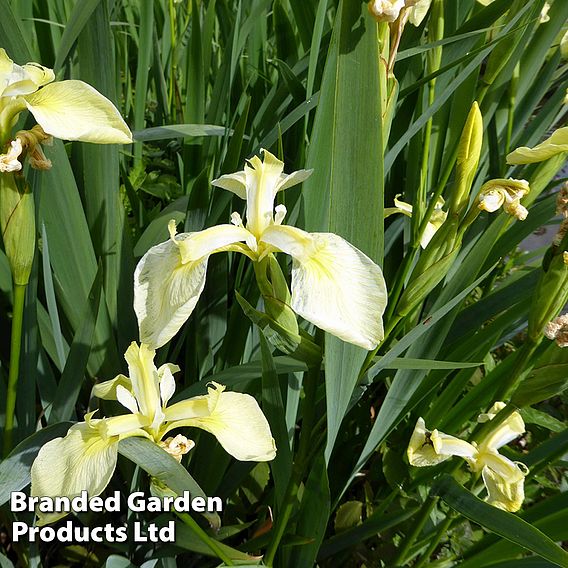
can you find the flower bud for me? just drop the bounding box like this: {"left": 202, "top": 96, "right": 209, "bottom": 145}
{"left": 0, "top": 173, "right": 35, "bottom": 285}
{"left": 449, "top": 102, "right": 483, "bottom": 216}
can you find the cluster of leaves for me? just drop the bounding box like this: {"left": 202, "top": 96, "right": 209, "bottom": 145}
{"left": 1, "top": 0, "right": 568, "bottom": 566}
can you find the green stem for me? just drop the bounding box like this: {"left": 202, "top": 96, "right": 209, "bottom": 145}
{"left": 413, "top": 513, "right": 454, "bottom": 568}
{"left": 384, "top": 246, "right": 419, "bottom": 323}
{"left": 495, "top": 339, "right": 539, "bottom": 402}
{"left": 392, "top": 495, "right": 437, "bottom": 566}
{"left": 359, "top": 313, "right": 402, "bottom": 380}
{"left": 3, "top": 283, "right": 26, "bottom": 457}
{"left": 264, "top": 363, "right": 320, "bottom": 566}
{"left": 416, "top": 84, "right": 489, "bottom": 246}
{"left": 176, "top": 512, "right": 234, "bottom": 566}
{"left": 413, "top": 80, "right": 436, "bottom": 244}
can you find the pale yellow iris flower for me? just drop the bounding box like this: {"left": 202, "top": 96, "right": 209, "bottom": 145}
{"left": 134, "top": 149, "right": 388, "bottom": 351}
{"left": 31, "top": 342, "right": 275, "bottom": 525}
{"left": 407, "top": 402, "right": 528, "bottom": 512}
{"left": 384, "top": 195, "right": 447, "bottom": 248}
{"left": 477, "top": 178, "right": 530, "bottom": 220}
{"left": 0, "top": 48, "right": 131, "bottom": 150}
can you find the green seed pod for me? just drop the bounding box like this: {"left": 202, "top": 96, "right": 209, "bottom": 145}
{"left": 0, "top": 173, "right": 35, "bottom": 286}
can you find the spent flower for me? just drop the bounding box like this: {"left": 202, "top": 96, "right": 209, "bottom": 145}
{"left": 31, "top": 342, "right": 275, "bottom": 525}
{"left": 134, "top": 150, "right": 388, "bottom": 351}
{"left": 544, "top": 313, "right": 568, "bottom": 347}
{"left": 0, "top": 139, "right": 22, "bottom": 172}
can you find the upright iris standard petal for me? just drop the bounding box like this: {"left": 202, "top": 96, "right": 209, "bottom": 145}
{"left": 507, "top": 126, "right": 568, "bottom": 165}
{"left": 30, "top": 423, "right": 118, "bottom": 526}
{"left": 134, "top": 224, "right": 251, "bottom": 349}
{"left": 124, "top": 342, "right": 162, "bottom": 423}
{"left": 481, "top": 411, "right": 525, "bottom": 451}
{"left": 261, "top": 225, "right": 387, "bottom": 350}
{"left": 92, "top": 374, "right": 133, "bottom": 400}
{"left": 164, "top": 383, "right": 276, "bottom": 461}
{"left": 23, "top": 80, "right": 132, "bottom": 144}
{"left": 210, "top": 171, "right": 247, "bottom": 199}
{"left": 243, "top": 151, "right": 286, "bottom": 236}
{"left": 211, "top": 149, "right": 311, "bottom": 238}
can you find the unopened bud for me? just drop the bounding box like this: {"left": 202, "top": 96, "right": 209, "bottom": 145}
{"left": 450, "top": 102, "right": 483, "bottom": 216}
{"left": 0, "top": 174, "right": 35, "bottom": 285}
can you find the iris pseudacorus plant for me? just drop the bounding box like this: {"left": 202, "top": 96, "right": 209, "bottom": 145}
{"left": 0, "top": 48, "right": 132, "bottom": 456}
{"left": 30, "top": 342, "right": 276, "bottom": 526}
{"left": 407, "top": 402, "right": 528, "bottom": 512}
{"left": 134, "top": 149, "right": 388, "bottom": 351}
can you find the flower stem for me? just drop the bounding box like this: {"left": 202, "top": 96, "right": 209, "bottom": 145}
{"left": 264, "top": 363, "right": 320, "bottom": 565}
{"left": 495, "top": 338, "right": 539, "bottom": 402}
{"left": 3, "top": 283, "right": 26, "bottom": 456}
{"left": 413, "top": 513, "right": 454, "bottom": 568}
{"left": 176, "top": 512, "right": 234, "bottom": 566}
{"left": 392, "top": 495, "right": 437, "bottom": 566}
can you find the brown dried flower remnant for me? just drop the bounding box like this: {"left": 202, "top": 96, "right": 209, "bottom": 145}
{"left": 544, "top": 314, "right": 568, "bottom": 348}
{"left": 556, "top": 182, "right": 568, "bottom": 218}
{"left": 158, "top": 434, "right": 195, "bottom": 462}
{"left": 15, "top": 125, "right": 53, "bottom": 171}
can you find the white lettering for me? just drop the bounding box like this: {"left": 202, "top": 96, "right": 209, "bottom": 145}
{"left": 128, "top": 492, "right": 146, "bottom": 512}
{"left": 10, "top": 492, "right": 28, "bottom": 512}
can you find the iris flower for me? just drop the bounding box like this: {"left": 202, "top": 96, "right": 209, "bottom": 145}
{"left": 31, "top": 342, "right": 275, "bottom": 525}
{"left": 476, "top": 178, "right": 530, "bottom": 220}
{"left": 384, "top": 195, "right": 447, "bottom": 248}
{"left": 0, "top": 48, "right": 131, "bottom": 146}
{"left": 134, "top": 149, "right": 388, "bottom": 351}
{"left": 407, "top": 403, "right": 528, "bottom": 512}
